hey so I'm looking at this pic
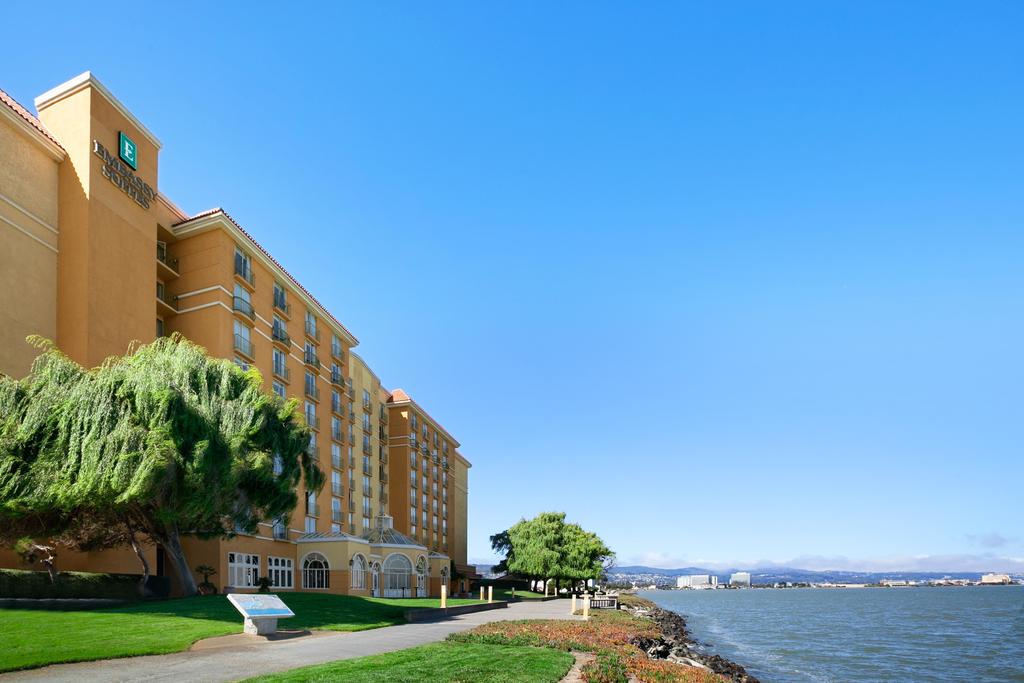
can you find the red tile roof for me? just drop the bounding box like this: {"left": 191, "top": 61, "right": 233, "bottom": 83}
{"left": 0, "top": 86, "right": 65, "bottom": 151}
{"left": 172, "top": 207, "right": 359, "bottom": 345}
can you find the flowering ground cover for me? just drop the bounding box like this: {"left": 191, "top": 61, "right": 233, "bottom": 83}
{"left": 448, "top": 610, "right": 726, "bottom": 683}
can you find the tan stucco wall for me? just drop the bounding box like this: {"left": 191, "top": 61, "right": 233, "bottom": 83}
{"left": 0, "top": 114, "right": 59, "bottom": 378}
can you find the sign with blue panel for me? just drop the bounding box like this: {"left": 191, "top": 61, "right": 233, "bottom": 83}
{"left": 227, "top": 593, "right": 295, "bottom": 619}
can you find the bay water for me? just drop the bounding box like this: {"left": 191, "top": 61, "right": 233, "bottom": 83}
{"left": 642, "top": 585, "right": 1024, "bottom": 682}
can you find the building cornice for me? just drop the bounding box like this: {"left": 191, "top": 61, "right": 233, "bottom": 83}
{"left": 0, "top": 94, "right": 66, "bottom": 162}
{"left": 35, "top": 71, "right": 163, "bottom": 150}
{"left": 387, "top": 395, "right": 462, "bottom": 450}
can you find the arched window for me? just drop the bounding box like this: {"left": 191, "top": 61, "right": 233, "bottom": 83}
{"left": 302, "top": 552, "right": 330, "bottom": 589}
{"left": 383, "top": 554, "right": 413, "bottom": 597}
{"left": 415, "top": 556, "right": 428, "bottom": 597}
{"left": 351, "top": 554, "right": 367, "bottom": 590}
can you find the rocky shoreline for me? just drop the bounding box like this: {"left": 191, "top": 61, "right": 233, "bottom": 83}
{"left": 621, "top": 598, "right": 761, "bottom": 683}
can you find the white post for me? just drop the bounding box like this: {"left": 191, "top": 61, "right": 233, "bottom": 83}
{"left": 488, "top": 585, "right": 494, "bottom": 603}
{"left": 480, "top": 586, "right": 485, "bottom": 601}
{"left": 583, "top": 595, "right": 590, "bottom": 619}
{"left": 441, "top": 583, "right": 448, "bottom": 609}
{"left": 571, "top": 594, "right": 577, "bottom": 614}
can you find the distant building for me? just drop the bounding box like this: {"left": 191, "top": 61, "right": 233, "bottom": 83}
{"left": 676, "top": 574, "right": 718, "bottom": 589}
{"left": 980, "top": 573, "right": 1011, "bottom": 585}
{"left": 729, "top": 572, "right": 751, "bottom": 587}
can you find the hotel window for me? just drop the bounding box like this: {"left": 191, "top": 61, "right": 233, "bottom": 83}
{"left": 410, "top": 471, "right": 417, "bottom": 488}
{"left": 272, "top": 315, "right": 288, "bottom": 342}
{"left": 273, "top": 348, "right": 287, "bottom": 377}
{"left": 302, "top": 552, "right": 330, "bottom": 589}
{"left": 331, "top": 443, "right": 342, "bottom": 469}
{"left": 268, "top": 556, "right": 294, "bottom": 589}
{"left": 411, "top": 413, "right": 418, "bottom": 431}
{"left": 331, "top": 523, "right": 340, "bottom": 533}
{"left": 233, "top": 357, "right": 249, "bottom": 371}
{"left": 273, "top": 282, "right": 288, "bottom": 311}
{"left": 228, "top": 552, "right": 259, "bottom": 588}
{"left": 362, "top": 413, "right": 370, "bottom": 431}
{"left": 433, "top": 432, "right": 439, "bottom": 447}
{"left": 331, "top": 334, "right": 343, "bottom": 359}
{"left": 233, "top": 283, "right": 252, "bottom": 318}
{"left": 272, "top": 518, "right": 287, "bottom": 540}
{"left": 305, "top": 310, "right": 318, "bottom": 339}
{"left": 234, "top": 247, "right": 253, "bottom": 284}
{"left": 272, "top": 381, "right": 285, "bottom": 399}
{"left": 332, "top": 416, "right": 342, "bottom": 442}
{"left": 332, "top": 497, "right": 342, "bottom": 522}
{"left": 362, "top": 515, "right": 371, "bottom": 531}
{"left": 305, "top": 401, "right": 316, "bottom": 427}
{"left": 305, "top": 516, "right": 316, "bottom": 533}
{"left": 348, "top": 446, "right": 355, "bottom": 468}
{"left": 156, "top": 318, "right": 165, "bottom": 338}
{"left": 422, "top": 509, "right": 428, "bottom": 526}
{"left": 332, "top": 470, "right": 342, "bottom": 496}
{"left": 331, "top": 389, "right": 341, "bottom": 414}
{"left": 233, "top": 319, "right": 252, "bottom": 357}
{"left": 351, "top": 555, "right": 367, "bottom": 589}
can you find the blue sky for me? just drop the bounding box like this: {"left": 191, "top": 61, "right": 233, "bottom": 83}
{"left": 4, "top": 2, "right": 1022, "bottom": 572}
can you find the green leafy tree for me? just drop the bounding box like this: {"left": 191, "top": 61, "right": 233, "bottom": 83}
{"left": 499, "top": 512, "right": 614, "bottom": 593}
{"left": 0, "top": 335, "right": 322, "bottom": 596}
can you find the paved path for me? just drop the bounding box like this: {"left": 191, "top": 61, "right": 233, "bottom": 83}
{"left": 3, "top": 600, "right": 581, "bottom": 683}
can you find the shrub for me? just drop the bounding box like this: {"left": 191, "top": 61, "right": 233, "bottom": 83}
{"left": 582, "top": 653, "right": 629, "bottom": 683}
{"left": 0, "top": 569, "right": 170, "bottom": 600}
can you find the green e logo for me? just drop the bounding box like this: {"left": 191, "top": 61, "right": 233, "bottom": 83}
{"left": 119, "top": 132, "right": 138, "bottom": 170}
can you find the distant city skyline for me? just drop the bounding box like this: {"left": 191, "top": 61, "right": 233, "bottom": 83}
{"left": 3, "top": 2, "right": 1021, "bottom": 569}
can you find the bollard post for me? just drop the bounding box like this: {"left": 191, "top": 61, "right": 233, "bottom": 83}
{"left": 441, "top": 583, "right": 448, "bottom": 609}
{"left": 488, "top": 586, "right": 494, "bottom": 603}
{"left": 571, "top": 594, "right": 577, "bottom": 614}
{"left": 480, "top": 586, "right": 485, "bottom": 601}
{"left": 583, "top": 596, "right": 590, "bottom": 619}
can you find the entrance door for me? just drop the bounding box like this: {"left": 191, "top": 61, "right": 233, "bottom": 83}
{"left": 372, "top": 564, "right": 380, "bottom": 597}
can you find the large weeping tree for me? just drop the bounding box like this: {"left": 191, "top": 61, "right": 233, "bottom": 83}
{"left": 0, "top": 335, "right": 322, "bottom": 596}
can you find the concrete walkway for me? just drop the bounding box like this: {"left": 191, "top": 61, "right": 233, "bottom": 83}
{"left": 3, "top": 600, "right": 581, "bottom": 683}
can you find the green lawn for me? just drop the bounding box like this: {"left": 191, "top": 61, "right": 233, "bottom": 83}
{"left": 496, "top": 588, "right": 548, "bottom": 600}
{"left": 243, "top": 642, "right": 574, "bottom": 683}
{"left": 0, "top": 593, "right": 479, "bottom": 673}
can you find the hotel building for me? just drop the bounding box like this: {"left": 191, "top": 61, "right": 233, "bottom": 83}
{"left": 0, "top": 72, "right": 474, "bottom": 596}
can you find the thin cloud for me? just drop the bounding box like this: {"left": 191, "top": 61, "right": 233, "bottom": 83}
{"left": 965, "top": 533, "right": 1016, "bottom": 549}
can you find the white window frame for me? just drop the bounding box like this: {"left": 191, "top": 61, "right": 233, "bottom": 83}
{"left": 228, "top": 552, "right": 260, "bottom": 588}
{"left": 268, "top": 556, "right": 294, "bottom": 589}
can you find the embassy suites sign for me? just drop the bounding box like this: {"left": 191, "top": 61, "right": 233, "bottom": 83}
{"left": 93, "top": 132, "right": 155, "bottom": 209}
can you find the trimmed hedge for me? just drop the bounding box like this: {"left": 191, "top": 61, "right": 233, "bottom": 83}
{"left": 0, "top": 569, "right": 171, "bottom": 600}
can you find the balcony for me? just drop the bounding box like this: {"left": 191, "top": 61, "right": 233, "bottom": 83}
{"left": 156, "top": 243, "right": 179, "bottom": 277}
{"left": 233, "top": 296, "right": 255, "bottom": 320}
{"left": 305, "top": 415, "right": 320, "bottom": 431}
{"left": 331, "top": 426, "right": 343, "bottom": 443}
{"left": 362, "top": 443, "right": 371, "bottom": 456}
{"left": 331, "top": 342, "right": 344, "bottom": 361}
{"left": 379, "top": 451, "right": 388, "bottom": 465}
{"left": 331, "top": 396, "right": 342, "bottom": 415}
{"left": 362, "top": 422, "right": 371, "bottom": 435}
{"left": 305, "top": 441, "right": 317, "bottom": 457}
{"left": 362, "top": 399, "right": 372, "bottom": 413}
{"left": 332, "top": 509, "right": 343, "bottom": 523}
{"left": 332, "top": 482, "right": 343, "bottom": 496}
{"left": 379, "top": 469, "right": 388, "bottom": 483}
{"left": 234, "top": 257, "right": 255, "bottom": 288}
{"left": 272, "top": 523, "right": 288, "bottom": 540}
{"left": 331, "top": 368, "right": 344, "bottom": 386}
{"left": 304, "top": 320, "right": 320, "bottom": 343}
{"left": 348, "top": 410, "right": 355, "bottom": 423}
{"left": 233, "top": 334, "right": 254, "bottom": 359}
{"left": 272, "top": 325, "right": 290, "bottom": 347}
{"left": 304, "top": 350, "right": 321, "bottom": 369}
{"left": 156, "top": 285, "right": 178, "bottom": 315}
{"left": 306, "top": 500, "right": 320, "bottom": 517}
{"left": 273, "top": 364, "right": 290, "bottom": 383}
{"left": 332, "top": 455, "right": 342, "bottom": 470}
{"left": 362, "top": 462, "right": 372, "bottom": 476}
{"left": 409, "top": 437, "right": 418, "bottom": 450}
{"left": 273, "top": 291, "right": 291, "bottom": 318}
{"left": 305, "top": 383, "right": 320, "bottom": 402}
{"left": 379, "top": 412, "right": 389, "bottom": 425}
